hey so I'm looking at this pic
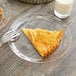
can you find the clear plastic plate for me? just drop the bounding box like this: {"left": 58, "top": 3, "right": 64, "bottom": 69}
{"left": 8, "top": 13, "right": 71, "bottom": 63}
{"left": 0, "top": 0, "right": 11, "bottom": 30}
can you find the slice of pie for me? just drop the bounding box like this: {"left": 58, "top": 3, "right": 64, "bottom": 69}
{"left": 0, "top": 8, "right": 2, "bottom": 15}
{"left": 21, "top": 28, "right": 63, "bottom": 57}
{"left": 0, "top": 8, "right": 2, "bottom": 20}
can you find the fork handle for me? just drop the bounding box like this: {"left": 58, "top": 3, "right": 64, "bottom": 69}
{"left": 0, "top": 39, "right": 5, "bottom": 47}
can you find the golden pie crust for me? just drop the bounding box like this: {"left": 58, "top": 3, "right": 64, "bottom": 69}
{"left": 0, "top": 8, "right": 2, "bottom": 19}
{"left": 0, "top": 8, "right": 2, "bottom": 16}
{"left": 21, "top": 28, "right": 63, "bottom": 57}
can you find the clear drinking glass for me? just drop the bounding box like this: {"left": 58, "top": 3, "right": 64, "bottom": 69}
{"left": 54, "top": 0, "right": 73, "bottom": 19}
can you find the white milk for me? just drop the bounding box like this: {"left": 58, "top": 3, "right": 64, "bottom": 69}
{"left": 54, "top": 0, "right": 73, "bottom": 18}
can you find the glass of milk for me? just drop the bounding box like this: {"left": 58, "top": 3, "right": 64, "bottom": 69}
{"left": 54, "top": 0, "right": 73, "bottom": 19}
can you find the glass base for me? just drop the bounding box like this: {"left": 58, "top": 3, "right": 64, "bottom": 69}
{"left": 54, "top": 10, "right": 70, "bottom": 19}
{"left": 19, "top": 0, "right": 51, "bottom": 4}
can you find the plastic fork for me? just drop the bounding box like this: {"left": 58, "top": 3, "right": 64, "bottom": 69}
{"left": 0, "top": 30, "right": 20, "bottom": 47}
